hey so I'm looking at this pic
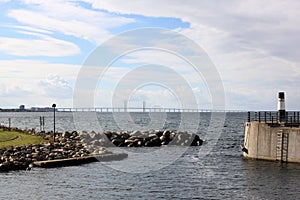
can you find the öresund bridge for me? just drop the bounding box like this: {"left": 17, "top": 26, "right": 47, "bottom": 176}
{"left": 56, "top": 107, "right": 246, "bottom": 113}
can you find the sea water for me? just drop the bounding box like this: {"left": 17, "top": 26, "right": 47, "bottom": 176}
{"left": 0, "top": 112, "right": 299, "bottom": 199}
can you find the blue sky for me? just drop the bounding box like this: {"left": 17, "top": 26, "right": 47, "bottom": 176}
{"left": 0, "top": 0, "right": 300, "bottom": 111}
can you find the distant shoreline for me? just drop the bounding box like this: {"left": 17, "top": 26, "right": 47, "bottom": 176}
{"left": 0, "top": 108, "right": 56, "bottom": 112}
{"left": 0, "top": 109, "right": 247, "bottom": 113}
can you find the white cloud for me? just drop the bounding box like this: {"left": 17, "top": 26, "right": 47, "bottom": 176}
{"left": 85, "top": 0, "right": 300, "bottom": 110}
{"left": 7, "top": 0, "right": 135, "bottom": 44}
{"left": 120, "top": 50, "right": 190, "bottom": 72}
{"left": 87, "top": 0, "right": 300, "bottom": 61}
{"left": 0, "top": 35, "right": 80, "bottom": 56}
{"left": 39, "top": 74, "right": 73, "bottom": 98}
{"left": 1, "top": 0, "right": 300, "bottom": 110}
{"left": 0, "top": 59, "right": 80, "bottom": 107}
{"left": 11, "top": 25, "right": 52, "bottom": 34}
{"left": 0, "top": 59, "right": 80, "bottom": 80}
{"left": 0, "top": 85, "right": 33, "bottom": 108}
{"left": 0, "top": 85, "right": 32, "bottom": 98}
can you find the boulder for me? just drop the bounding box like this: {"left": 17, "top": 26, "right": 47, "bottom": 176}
{"left": 111, "top": 138, "right": 124, "bottom": 147}
{"left": 190, "top": 134, "right": 203, "bottom": 146}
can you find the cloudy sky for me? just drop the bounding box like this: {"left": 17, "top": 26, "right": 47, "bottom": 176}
{"left": 0, "top": 0, "right": 300, "bottom": 111}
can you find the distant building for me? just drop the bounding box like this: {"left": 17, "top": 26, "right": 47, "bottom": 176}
{"left": 19, "top": 105, "right": 25, "bottom": 110}
{"left": 30, "top": 107, "right": 55, "bottom": 112}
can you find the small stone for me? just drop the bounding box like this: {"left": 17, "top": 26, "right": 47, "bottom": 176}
{"left": 3, "top": 151, "right": 10, "bottom": 157}
{"left": 31, "top": 153, "right": 38, "bottom": 158}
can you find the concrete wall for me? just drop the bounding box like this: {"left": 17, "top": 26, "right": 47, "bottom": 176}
{"left": 287, "top": 129, "right": 300, "bottom": 163}
{"left": 243, "top": 122, "right": 300, "bottom": 163}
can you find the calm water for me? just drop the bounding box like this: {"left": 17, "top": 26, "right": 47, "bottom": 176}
{"left": 0, "top": 112, "right": 299, "bottom": 200}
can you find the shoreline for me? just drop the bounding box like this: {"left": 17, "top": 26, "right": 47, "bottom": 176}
{"left": 0, "top": 126, "right": 128, "bottom": 172}
{"left": 0, "top": 126, "right": 203, "bottom": 172}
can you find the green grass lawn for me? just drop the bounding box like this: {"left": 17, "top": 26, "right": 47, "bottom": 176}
{"left": 0, "top": 129, "right": 48, "bottom": 148}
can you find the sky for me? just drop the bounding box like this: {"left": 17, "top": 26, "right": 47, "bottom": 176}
{"left": 0, "top": 0, "right": 300, "bottom": 111}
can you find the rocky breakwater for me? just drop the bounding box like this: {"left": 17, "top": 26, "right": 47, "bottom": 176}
{"left": 80, "top": 130, "right": 203, "bottom": 151}
{"left": 0, "top": 128, "right": 203, "bottom": 171}
{"left": 0, "top": 131, "right": 91, "bottom": 171}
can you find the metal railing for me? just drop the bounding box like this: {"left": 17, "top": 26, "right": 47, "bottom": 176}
{"left": 247, "top": 111, "right": 300, "bottom": 127}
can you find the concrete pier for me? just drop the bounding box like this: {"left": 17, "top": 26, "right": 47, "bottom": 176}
{"left": 33, "top": 153, "right": 128, "bottom": 168}
{"left": 243, "top": 119, "right": 300, "bottom": 163}
{"left": 242, "top": 92, "right": 300, "bottom": 163}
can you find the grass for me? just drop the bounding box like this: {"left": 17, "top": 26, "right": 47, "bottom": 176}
{"left": 0, "top": 128, "right": 49, "bottom": 148}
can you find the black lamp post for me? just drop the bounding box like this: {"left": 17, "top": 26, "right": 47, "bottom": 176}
{"left": 52, "top": 104, "right": 56, "bottom": 142}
